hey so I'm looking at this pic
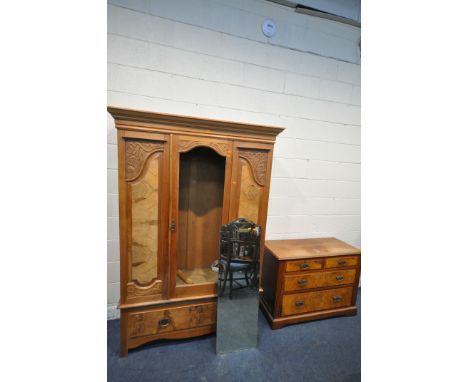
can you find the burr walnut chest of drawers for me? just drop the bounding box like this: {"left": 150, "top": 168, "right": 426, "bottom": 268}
{"left": 260, "top": 238, "right": 360, "bottom": 329}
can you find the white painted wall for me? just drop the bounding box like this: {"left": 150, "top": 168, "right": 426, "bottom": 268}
{"left": 294, "top": 0, "right": 361, "bottom": 22}
{"left": 107, "top": 0, "right": 360, "bottom": 318}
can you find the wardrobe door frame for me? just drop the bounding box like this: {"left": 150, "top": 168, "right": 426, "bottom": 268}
{"left": 228, "top": 140, "right": 274, "bottom": 286}
{"left": 169, "top": 134, "right": 234, "bottom": 300}
{"left": 118, "top": 129, "right": 171, "bottom": 306}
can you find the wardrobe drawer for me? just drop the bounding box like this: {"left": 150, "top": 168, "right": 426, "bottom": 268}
{"left": 324, "top": 256, "right": 359, "bottom": 269}
{"left": 285, "top": 259, "right": 323, "bottom": 272}
{"left": 284, "top": 269, "right": 356, "bottom": 292}
{"left": 281, "top": 287, "right": 353, "bottom": 316}
{"left": 128, "top": 302, "right": 216, "bottom": 338}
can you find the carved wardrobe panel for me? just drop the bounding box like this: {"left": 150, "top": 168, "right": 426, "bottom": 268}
{"left": 236, "top": 148, "right": 269, "bottom": 224}
{"left": 108, "top": 107, "right": 283, "bottom": 356}
{"left": 121, "top": 138, "right": 169, "bottom": 304}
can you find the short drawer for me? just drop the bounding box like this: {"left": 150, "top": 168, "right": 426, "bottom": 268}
{"left": 128, "top": 302, "right": 216, "bottom": 338}
{"left": 324, "top": 255, "right": 359, "bottom": 269}
{"left": 284, "top": 269, "right": 356, "bottom": 292}
{"left": 281, "top": 287, "right": 353, "bottom": 316}
{"left": 285, "top": 259, "right": 323, "bottom": 272}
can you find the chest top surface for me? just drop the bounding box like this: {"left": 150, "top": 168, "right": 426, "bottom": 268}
{"left": 265, "top": 237, "right": 360, "bottom": 260}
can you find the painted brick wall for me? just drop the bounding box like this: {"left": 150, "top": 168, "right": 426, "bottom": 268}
{"left": 107, "top": 0, "right": 361, "bottom": 317}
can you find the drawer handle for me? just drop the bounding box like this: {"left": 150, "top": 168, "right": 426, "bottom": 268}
{"left": 338, "top": 259, "right": 347, "bottom": 266}
{"left": 332, "top": 296, "right": 342, "bottom": 303}
{"left": 159, "top": 318, "right": 171, "bottom": 328}
{"left": 299, "top": 263, "right": 310, "bottom": 269}
{"left": 297, "top": 279, "right": 308, "bottom": 286}
{"left": 295, "top": 300, "right": 305, "bottom": 307}
{"left": 335, "top": 275, "right": 345, "bottom": 281}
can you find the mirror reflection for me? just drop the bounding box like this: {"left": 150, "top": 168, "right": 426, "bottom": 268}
{"left": 215, "top": 218, "right": 261, "bottom": 354}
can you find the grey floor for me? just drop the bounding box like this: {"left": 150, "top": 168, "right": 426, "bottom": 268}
{"left": 107, "top": 289, "right": 360, "bottom": 382}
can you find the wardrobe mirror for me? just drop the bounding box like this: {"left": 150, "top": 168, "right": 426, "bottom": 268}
{"left": 215, "top": 219, "right": 261, "bottom": 354}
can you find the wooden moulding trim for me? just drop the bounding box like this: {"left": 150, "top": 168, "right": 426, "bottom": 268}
{"left": 275, "top": 306, "right": 357, "bottom": 323}
{"left": 117, "top": 122, "right": 277, "bottom": 144}
{"left": 126, "top": 279, "right": 163, "bottom": 299}
{"left": 260, "top": 295, "right": 357, "bottom": 329}
{"left": 118, "top": 295, "right": 217, "bottom": 310}
{"left": 265, "top": 238, "right": 361, "bottom": 260}
{"left": 283, "top": 264, "right": 357, "bottom": 276}
{"left": 128, "top": 325, "right": 216, "bottom": 349}
{"left": 178, "top": 139, "right": 228, "bottom": 157}
{"left": 281, "top": 282, "right": 357, "bottom": 295}
{"left": 267, "top": 250, "right": 361, "bottom": 261}
{"left": 174, "top": 283, "right": 218, "bottom": 299}
{"left": 107, "top": 106, "right": 285, "bottom": 139}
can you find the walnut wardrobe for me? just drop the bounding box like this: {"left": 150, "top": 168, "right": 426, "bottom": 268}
{"left": 108, "top": 107, "right": 283, "bottom": 356}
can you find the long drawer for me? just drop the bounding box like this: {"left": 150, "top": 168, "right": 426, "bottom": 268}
{"left": 128, "top": 302, "right": 216, "bottom": 338}
{"left": 281, "top": 287, "right": 353, "bottom": 316}
{"left": 283, "top": 269, "right": 356, "bottom": 292}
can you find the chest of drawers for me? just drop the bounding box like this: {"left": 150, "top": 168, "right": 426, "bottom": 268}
{"left": 260, "top": 238, "right": 360, "bottom": 329}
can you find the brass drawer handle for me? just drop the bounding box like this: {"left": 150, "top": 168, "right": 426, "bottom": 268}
{"left": 299, "top": 263, "right": 310, "bottom": 269}
{"left": 159, "top": 318, "right": 171, "bottom": 328}
{"left": 335, "top": 275, "right": 345, "bottom": 281}
{"left": 295, "top": 300, "right": 305, "bottom": 307}
{"left": 297, "top": 279, "right": 308, "bottom": 286}
{"left": 338, "top": 259, "right": 347, "bottom": 266}
{"left": 332, "top": 296, "right": 342, "bottom": 303}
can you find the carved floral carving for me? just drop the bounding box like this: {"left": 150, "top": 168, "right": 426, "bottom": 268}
{"left": 189, "top": 306, "right": 203, "bottom": 327}
{"left": 178, "top": 140, "right": 228, "bottom": 157}
{"left": 127, "top": 280, "right": 162, "bottom": 298}
{"left": 238, "top": 149, "right": 268, "bottom": 186}
{"left": 125, "top": 141, "right": 165, "bottom": 181}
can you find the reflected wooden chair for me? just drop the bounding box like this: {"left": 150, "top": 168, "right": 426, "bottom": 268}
{"left": 218, "top": 218, "right": 261, "bottom": 299}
